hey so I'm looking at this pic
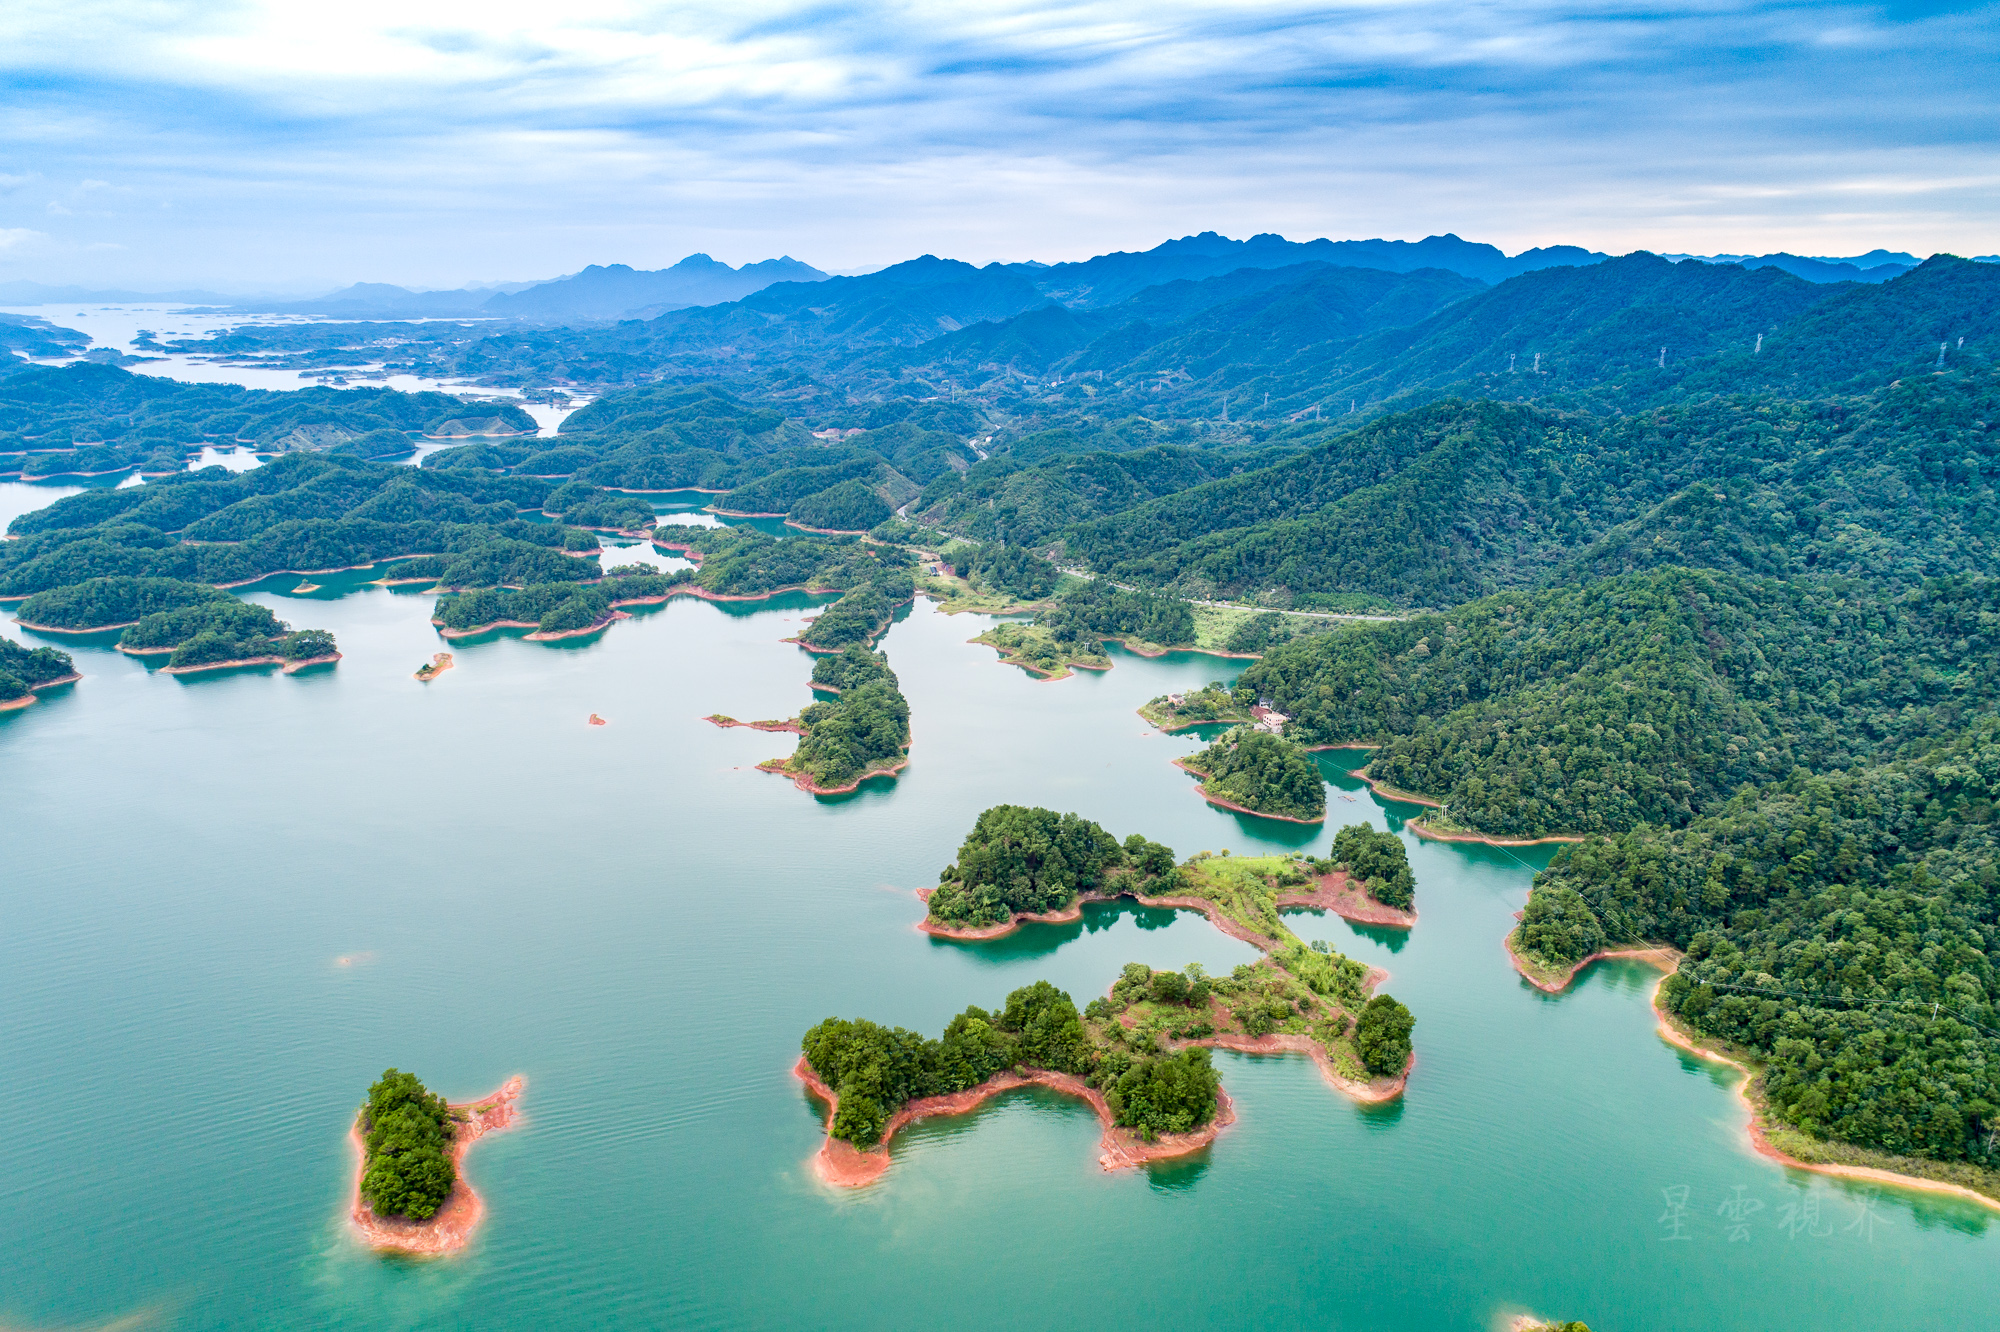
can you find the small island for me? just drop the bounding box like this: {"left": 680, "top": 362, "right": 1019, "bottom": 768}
{"left": 349, "top": 1068, "right": 523, "bottom": 1256}
{"left": 1312, "top": 824, "right": 1418, "bottom": 924}
{"left": 740, "top": 644, "right": 911, "bottom": 794}
{"left": 1175, "top": 726, "right": 1326, "bottom": 823}
{"left": 0, "top": 637, "right": 79, "bottom": 711}
{"left": 414, "top": 652, "right": 454, "bottom": 682}
{"left": 432, "top": 571, "right": 689, "bottom": 640}
{"left": 109, "top": 597, "right": 340, "bottom": 675}
{"left": 1139, "top": 682, "right": 1253, "bottom": 731}
{"left": 971, "top": 621, "right": 1111, "bottom": 680}
{"left": 971, "top": 580, "right": 1196, "bottom": 679}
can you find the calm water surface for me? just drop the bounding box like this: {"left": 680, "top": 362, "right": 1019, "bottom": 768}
{"left": 2, "top": 563, "right": 1996, "bottom": 1330}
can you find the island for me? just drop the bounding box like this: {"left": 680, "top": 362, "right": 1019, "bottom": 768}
{"left": 414, "top": 652, "right": 454, "bottom": 682}
{"left": 0, "top": 637, "right": 79, "bottom": 711}
{"left": 799, "top": 979, "right": 1233, "bottom": 1187}
{"left": 1175, "top": 726, "right": 1326, "bottom": 822}
{"left": 972, "top": 580, "right": 1195, "bottom": 679}
{"left": 970, "top": 621, "right": 1111, "bottom": 680}
{"left": 1319, "top": 824, "right": 1418, "bottom": 919}
{"left": 1139, "top": 682, "right": 1253, "bottom": 731}
{"left": 432, "top": 571, "right": 690, "bottom": 640}
{"left": 741, "top": 644, "right": 911, "bottom": 794}
{"left": 13, "top": 575, "right": 234, "bottom": 631}
{"left": 109, "top": 600, "right": 341, "bottom": 676}
{"left": 349, "top": 1069, "right": 524, "bottom": 1255}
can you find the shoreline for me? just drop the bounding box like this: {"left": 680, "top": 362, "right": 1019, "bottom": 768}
{"left": 1275, "top": 870, "right": 1418, "bottom": 928}
{"left": 1412, "top": 819, "right": 1584, "bottom": 848}
{"left": 706, "top": 714, "right": 805, "bottom": 734}
{"left": 1182, "top": 1031, "right": 1409, "bottom": 1105}
{"left": 158, "top": 652, "right": 341, "bottom": 676}
{"left": 1170, "top": 758, "right": 1325, "bottom": 825}
{"left": 1646, "top": 980, "right": 2000, "bottom": 1213}
{"left": 525, "top": 610, "right": 631, "bottom": 642}
{"left": 969, "top": 630, "right": 1111, "bottom": 682}
{"left": 913, "top": 886, "right": 1097, "bottom": 940}
{"left": 756, "top": 751, "right": 910, "bottom": 795}
{"left": 348, "top": 1076, "right": 526, "bottom": 1255}
{"left": 414, "top": 652, "right": 454, "bottom": 682}
{"left": 1345, "top": 765, "right": 1444, "bottom": 808}
{"left": 1506, "top": 930, "right": 1679, "bottom": 993}
{"left": 794, "top": 1057, "right": 1234, "bottom": 1188}
{"left": 14, "top": 617, "right": 142, "bottom": 633}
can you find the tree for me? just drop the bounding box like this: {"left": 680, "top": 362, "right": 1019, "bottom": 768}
{"left": 1354, "top": 995, "right": 1415, "bottom": 1077}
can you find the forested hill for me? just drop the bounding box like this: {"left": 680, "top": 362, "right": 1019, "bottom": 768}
{"left": 1058, "top": 367, "right": 2000, "bottom": 608}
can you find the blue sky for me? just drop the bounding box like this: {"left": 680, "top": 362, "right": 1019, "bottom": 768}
{"left": 1, "top": 0, "right": 1995, "bottom": 291}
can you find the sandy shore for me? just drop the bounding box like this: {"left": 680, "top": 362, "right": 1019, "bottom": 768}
{"left": 13, "top": 617, "right": 142, "bottom": 632}
{"left": 1647, "top": 980, "right": 2000, "bottom": 1213}
{"left": 157, "top": 652, "right": 341, "bottom": 676}
{"left": 525, "top": 610, "right": 631, "bottom": 641}
{"left": 1276, "top": 870, "right": 1418, "bottom": 928}
{"left": 1187, "top": 1031, "right": 1409, "bottom": 1104}
{"left": 6, "top": 671, "right": 86, "bottom": 709}
{"left": 1507, "top": 930, "right": 1679, "bottom": 993}
{"left": 705, "top": 714, "right": 805, "bottom": 734}
{"left": 795, "top": 1057, "right": 1234, "bottom": 1188}
{"left": 1171, "top": 758, "right": 1325, "bottom": 824}
{"left": 414, "top": 652, "right": 454, "bottom": 682}
{"left": 912, "top": 886, "right": 1096, "bottom": 940}
{"left": 1412, "top": 821, "right": 1584, "bottom": 848}
{"left": 349, "top": 1076, "right": 526, "bottom": 1255}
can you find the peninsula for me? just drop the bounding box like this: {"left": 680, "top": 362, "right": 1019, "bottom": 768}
{"left": 1175, "top": 726, "right": 1326, "bottom": 822}
{"left": 730, "top": 645, "right": 912, "bottom": 795}
{"left": 349, "top": 1069, "right": 524, "bottom": 1256}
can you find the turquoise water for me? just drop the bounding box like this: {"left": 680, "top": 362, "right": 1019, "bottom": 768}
{"left": 3, "top": 563, "right": 1997, "bottom": 1330}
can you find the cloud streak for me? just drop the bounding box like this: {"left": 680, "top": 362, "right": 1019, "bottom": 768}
{"left": 0, "top": 0, "right": 1994, "bottom": 288}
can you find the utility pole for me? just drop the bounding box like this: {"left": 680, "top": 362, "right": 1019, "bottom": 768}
{"left": 1509, "top": 353, "right": 1516, "bottom": 373}
{"left": 1533, "top": 353, "right": 1541, "bottom": 374}
{"left": 1938, "top": 342, "right": 1948, "bottom": 368}
{"left": 1659, "top": 346, "right": 1667, "bottom": 369}
{"left": 1754, "top": 334, "right": 1762, "bottom": 355}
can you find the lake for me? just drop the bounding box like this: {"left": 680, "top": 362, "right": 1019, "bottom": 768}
{"left": 2, "top": 561, "right": 1995, "bottom": 1330}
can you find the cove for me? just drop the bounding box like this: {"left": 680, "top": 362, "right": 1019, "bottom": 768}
{"left": 2, "top": 576, "right": 1998, "bottom": 1331}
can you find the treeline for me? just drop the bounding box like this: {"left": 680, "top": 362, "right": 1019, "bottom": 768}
{"left": 0, "top": 637, "right": 76, "bottom": 703}
{"left": 1182, "top": 727, "right": 1326, "bottom": 821}
{"left": 658, "top": 525, "right": 914, "bottom": 602}
{"left": 357, "top": 1069, "right": 457, "bottom": 1222}
{"left": 802, "top": 979, "right": 1221, "bottom": 1146}
{"left": 16, "top": 575, "right": 232, "bottom": 629}
{"left": 433, "top": 569, "right": 691, "bottom": 636}
{"left": 810, "top": 642, "right": 895, "bottom": 693}
{"left": 1323, "top": 824, "right": 1415, "bottom": 909}
{"left": 1533, "top": 715, "right": 2000, "bottom": 1166}
{"left": 1241, "top": 567, "right": 2000, "bottom": 837}
{"left": 926, "top": 804, "right": 1174, "bottom": 927}
{"left": 1036, "top": 579, "right": 1194, "bottom": 648}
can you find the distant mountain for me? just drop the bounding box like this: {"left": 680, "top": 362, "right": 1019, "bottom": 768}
{"left": 485, "top": 255, "right": 830, "bottom": 321}
{"left": 1021, "top": 232, "right": 1603, "bottom": 306}
{"left": 234, "top": 283, "right": 500, "bottom": 318}
{"left": 1666, "top": 251, "right": 1924, "bottom": 283}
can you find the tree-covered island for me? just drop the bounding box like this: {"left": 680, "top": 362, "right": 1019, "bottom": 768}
{"left": 116, "top": 599, "right": 339, "bottom": 674}
{"left": 727, "top": 644, "right": 912, "bottom": 794}
{"left": 972, "top": 579, "right": 1196, "bottom": 680}
{"left": 0, "top": 636, "right": 79, "bottom": 710}
{"left": 350, "top": 1069, "right": 524, "bottom": 1254}
{"left": 1176, "top": 726, "right": 1326, "bottom": 822}
{"left": 1323, "top": 824, "right": 1416, "bottom": 911}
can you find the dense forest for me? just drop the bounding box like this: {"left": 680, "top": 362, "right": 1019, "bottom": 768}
{"left": 0, "top": 636, "right": 76, "bottom": 703}
{"left": 798, "top": 569, "right": 916, "bottom": 650}
{"left": 1240, "top": 568, "right": 2000, "bottom": 838}
{"left": 782, "top": 656, "right": 911, "bottom": 790}
{"left": 1531, "top": 716, "right": 2000, "bottom": 1168}
{"left": 945, "top": 540, "right": 1060, "bottom": 601}
{"left": 926, "top": 805, "right": 1134, "bottom": 926}
{"left": 1325, "top": 824, "right": 1416, "bottom": 909}
{"left": 115, "top": 598, "right": 339, "bottom": 668}
{"left": 16, "top": 575, "right": 233, "bottom": 629}
{"left": 1180, "top": 727, "right": 1326, "bottom": 821}
{"left": 357, "top": 1069, "right": 457, "bottom": 1222}
{"left": 433, "top": 569, "right": 688, "bottom": 636}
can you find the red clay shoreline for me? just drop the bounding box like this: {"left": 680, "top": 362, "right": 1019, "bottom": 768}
{"left": 705, "top": 714, "right": 806, "bottom": 734}
{"left": 348, "top": 1076, "right": 525, "bottom": 1255}
{"left": 794, "top": 1057, "right": 1235, "bottom": 1188}
{"left": 1276, "top": 871, "right": 1418, "bottom": 928}
{"left": 155, "top": 652, "right": 341, "bottom": 676}
{"left": 755, "top": 752, "right": 910, "bottom": 794}
{"left": 1506, "top": 931, "right": 1680, "bottom": 994}
{"left": 1646, "top": 981, "right": 2000, "bottom": 1213}
{"left": 1170, "top": 757, "right": 1326, "bottom": 825}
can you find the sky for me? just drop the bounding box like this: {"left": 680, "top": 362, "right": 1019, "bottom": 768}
{"left": 1, "top": 0, "right": 1996, "bottom": 292}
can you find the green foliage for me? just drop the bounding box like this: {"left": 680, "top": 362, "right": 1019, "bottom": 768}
{"left": 1540, "top": 715, "right": 2000, "bottom": 1165}
{"left": 799, "top": 570, "right": 914, "bottom": 649}
{"left": 926, "top": 805, "right": 1125, "bottom": 926}
{"left": 1105, "top": 1048, "right": 1222, "bottom": 1139}
{"left": 1354, "top": 995, "right": 1415, "bottom": 1076}
{"left": 1121, "top": 832, "right": 1177, "bottom": 877}
{"left": 0, "top": 636, "right": 75, "bottom": 701}
{"left": 663, "top": 526, "right": 910, "bottom": 601}
{"left": 801, "top": 981, "right": 1103, "bottom": 1146}
{"left": 789, "top": 678, "right": 910, "bottom": 789}
{"left": 358, "top": 1069, "right": 456, "bottom": 1222}
{"left": 1514, "top": 884, "right": 1608, "bottom": 965}
{"left": 1242, "top": 567, "right": 2000, "bottom": 837}
{"left": 119, "top": 599, "right": 286, "bottom": 651}
{"left": 1223, "top": 611, "right": 1297, "bottom": 654}
{"left": 949, "top": 541, "right": 1059, "bottom": 600}
{"left": 789, "top": 479, "right": 893, "bottom": 532}
{"left": 914, "top": 446, "right": 1266, "bottom": 547}
{"left": 16, "top": 576, "right": 231, "bottom": 629}
{"left": 1182, "top": 726, "right": 1326, "bottom": 820}
{"left": 433, "top": 573, "right": 687, "bottom": 635}
{"left": 809, "top": 643, "right": 896, "bottom": 693}
{"left": 1328, "top": 824, "right": 1415, "bottom": 909}
{"left": 1037, "top": 578, "right": 1194, "bottom": 647}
